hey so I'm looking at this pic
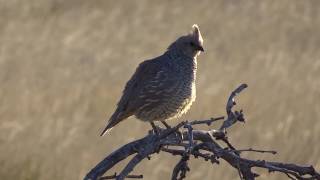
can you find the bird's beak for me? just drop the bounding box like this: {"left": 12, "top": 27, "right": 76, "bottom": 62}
{"left": 197, "top": 45, "right": 204, "bottom": 52}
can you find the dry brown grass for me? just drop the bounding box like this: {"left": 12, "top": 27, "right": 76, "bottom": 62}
{"left": 0, "top": 0, "right": 319, "bottom": 179}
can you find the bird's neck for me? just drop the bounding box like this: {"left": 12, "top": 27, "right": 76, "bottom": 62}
{"left": 166, "top": 49, "right": 197, "bottom": 61}
{"left": 165, "top": 50, "right": 197, "bottom": 75}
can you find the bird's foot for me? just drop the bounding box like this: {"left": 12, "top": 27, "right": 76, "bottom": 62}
{"left": 175, "top": 128, "right": 184, "bottom": 141}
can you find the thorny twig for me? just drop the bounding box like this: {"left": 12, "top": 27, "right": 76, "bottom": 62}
{"left": 84, "top": 84, "right": 320, "bottom": 180}
{"left": 100, "top": 173, "right": 143, "bottom": 179}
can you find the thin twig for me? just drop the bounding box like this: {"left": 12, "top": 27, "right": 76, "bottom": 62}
{"left": 231, "top": 148, "right": 277, "bottom": 155}
{"left": 189, "top": 116, "right": 225, "bottom": 126}
{"left": 100, "top": 173, "right": 143, "bottom": 179}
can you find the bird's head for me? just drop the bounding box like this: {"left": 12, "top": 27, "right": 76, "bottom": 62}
{"left": 168, "top": 24, "right": 204, "bottom": 58}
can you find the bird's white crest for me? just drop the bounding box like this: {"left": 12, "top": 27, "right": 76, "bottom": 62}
{"left": 191, "top": 24, "right": 203, "bottom": 43}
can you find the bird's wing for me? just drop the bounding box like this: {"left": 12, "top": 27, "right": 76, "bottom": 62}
{"left": 119, "top": 57, "right": 178, "bottom": 113}
{"left": 101, "top": 56, "right": 177, "bottom": 136}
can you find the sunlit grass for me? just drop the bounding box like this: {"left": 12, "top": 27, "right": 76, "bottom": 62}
{"left": 0, "top": 1, "right": 319, "bottom": 179}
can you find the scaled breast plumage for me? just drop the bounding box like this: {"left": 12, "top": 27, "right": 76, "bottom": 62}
{"left": 134, "top": 54, "right": 197, "bottom": 122}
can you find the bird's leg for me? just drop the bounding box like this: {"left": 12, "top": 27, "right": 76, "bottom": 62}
{"left": 161, "top": 120, "right": 184, "bottom": 141}
{"left": 150, "top": 122, "right": 159, "bottom": 135}
{"left": 176, "top": 128, "right": 184, "bottom": 141}
{"left": 161, "top": 121, "right": 171, "bottom": 129}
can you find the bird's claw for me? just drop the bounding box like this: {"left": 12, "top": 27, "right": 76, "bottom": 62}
{"left": 175, "top": 128, "right": 184, "bottom": 141}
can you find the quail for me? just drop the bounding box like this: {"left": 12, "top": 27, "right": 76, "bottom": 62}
{"left": 100, "top": 24, "right": 204, "bottom": 136}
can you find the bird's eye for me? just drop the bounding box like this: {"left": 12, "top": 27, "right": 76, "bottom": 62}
{"left": 189, "top": 42, "right": 195, "bottom": 46}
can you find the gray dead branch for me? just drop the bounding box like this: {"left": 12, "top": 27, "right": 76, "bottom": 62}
{"left": 84, "top": 84, "right": 320, "bottom": 180}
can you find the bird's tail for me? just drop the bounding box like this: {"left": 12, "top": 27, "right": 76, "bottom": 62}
{"left": 100, "top": 123, "right": 114, "bottom": 136}
{"left": 100, "top": 110, "right": 129, "bottom": 136}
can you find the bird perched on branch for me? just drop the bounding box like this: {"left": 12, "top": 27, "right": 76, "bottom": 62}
{"left": 100, "top": 24, "right": 204, "bottom": 136}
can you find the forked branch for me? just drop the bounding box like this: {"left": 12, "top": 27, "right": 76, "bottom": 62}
{"left": 84, "top": 84, "right": 320, "bottom": 180}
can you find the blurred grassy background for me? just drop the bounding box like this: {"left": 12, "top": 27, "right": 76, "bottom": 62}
{"left": 0, "top": 0, "right": 320, "bottom": 179}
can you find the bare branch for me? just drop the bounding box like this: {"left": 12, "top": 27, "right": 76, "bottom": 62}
{"left": 84, "top": 84, "right": 320, "bottom": 180}
{"left": 220, "top": 83, "right": 247, "bottom": 130}
{"left": 84, "top": 137, "right": 151, "bottom": 180}
{"left": 117, "top": 154, "right": 146, "bottom": 180}
{"left": 171, "top": 155, "right": 190, "bottom": 180}
{"left": 183, "top": 122, "right": 194, "bottom": 152}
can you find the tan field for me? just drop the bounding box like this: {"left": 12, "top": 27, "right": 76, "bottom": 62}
{"left": 0, "top": 0, "right": 319, "bottom": 179}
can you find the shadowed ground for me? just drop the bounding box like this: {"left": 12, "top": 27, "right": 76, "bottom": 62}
{"left": 0, "top": 0, "right": 319, "bottom": 179}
